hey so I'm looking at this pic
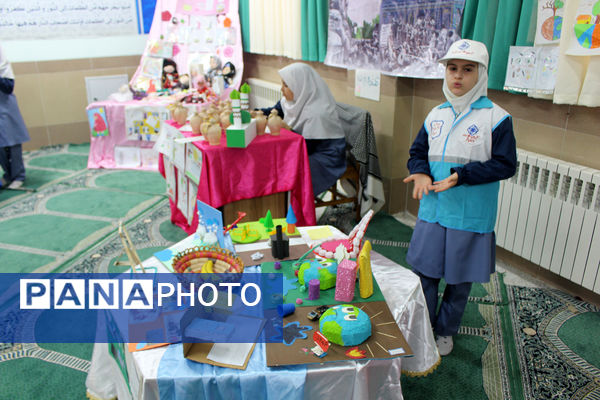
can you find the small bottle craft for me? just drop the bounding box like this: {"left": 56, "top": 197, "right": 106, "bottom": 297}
{"left": 206, "top": 120, "right": 222, "bottom": 146}
{"left": 173, "top": 105, "right": 189, "bottom": 127}
{"left": 254, "top": 110, "right": 267, "bottom": 135}
{"left": 220, "top": 109, "right": 232, "bottom": 129}
{"left": 190, "top": 113, "right": 202, "bottom": 136}
{"left": 267, "top": 109, "right": 284, "bottom": 136}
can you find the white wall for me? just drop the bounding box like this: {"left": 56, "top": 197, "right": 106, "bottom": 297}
{"left": 3, "top": 35, "right": 147, "bottom": 62}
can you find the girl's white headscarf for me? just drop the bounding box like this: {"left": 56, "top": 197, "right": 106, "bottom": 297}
{"left": 442, "top": 65, "right": 488, "bottom": 115}
{"left": 278, "top": 63, "right": 344, "bottom": 140}
{"left": 0, "top": 44, "right": 15, "bottom": 80}
{"left": 439, "top": 39, "right": 489, "bottom": 115}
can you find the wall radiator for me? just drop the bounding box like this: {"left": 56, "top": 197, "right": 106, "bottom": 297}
{"left": 246, "top": 78, "right": 282, "bottom": 110}
{"left": 496, "top": 149, "right": 600, "bottom": 294}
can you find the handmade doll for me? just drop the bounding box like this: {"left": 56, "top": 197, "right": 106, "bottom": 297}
{"left": 222, "top": 62, "right": 236, "bottom": 88}
{"left": 162, "top": 59, "right": 179, "bottom": 90}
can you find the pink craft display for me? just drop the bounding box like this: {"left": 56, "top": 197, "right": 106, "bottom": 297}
{"left": 334, "top": 259, "right": 358, "bottom": 302}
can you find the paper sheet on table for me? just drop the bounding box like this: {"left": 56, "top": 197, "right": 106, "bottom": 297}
{"left": 306, "top": 226, "right": 333, "bottom": 240}
{"left": 207, "top": 343, "right": 254, "bottom": 367}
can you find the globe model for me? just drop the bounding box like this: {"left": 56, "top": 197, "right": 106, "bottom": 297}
{"left": 319, "top": 304, "right": 371, "bottom": 346}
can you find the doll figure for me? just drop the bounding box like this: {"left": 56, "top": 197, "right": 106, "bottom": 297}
{"left": 178, "top": 74, "right": 190, "bottom": 90}
{"left": 222, "top": 62, "right": 236, "bottom": 88}
{"left": 162, "top": 59, "right": 179, "bottom": 90}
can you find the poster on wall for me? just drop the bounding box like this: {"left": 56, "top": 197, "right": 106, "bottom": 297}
{"left": 504, "top": 46, "right": 559, "bottom": 94}
{"left": 533, "top": 45, "right": 560, "bottom": 93}
{"left": 566, "top": 0, "right": 600, "bottom": 55}
{"left": 325, "top": 0, "right": 465, "bottom": 79}
{"left": 0, "top": 0, "right": 141, "bottom": 40}
{"left": 504, "top": 46, "right": 538, "bottom": 92}
{"left": 534, "top": 0, "right": 567, "bottom": 45}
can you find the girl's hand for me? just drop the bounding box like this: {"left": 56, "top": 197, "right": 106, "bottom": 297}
{"left": 432, "top": 172, "right": 458, "bottom": 193}
{"left": 403, "top": 173, "right": 434, "bottom": 200}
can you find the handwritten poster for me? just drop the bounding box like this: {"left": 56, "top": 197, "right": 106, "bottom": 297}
{"left": 0, "top": 0, "right": 141, "bottom": 40}
{"left": 355, "top": 69, "right": 381, "bottom": 101}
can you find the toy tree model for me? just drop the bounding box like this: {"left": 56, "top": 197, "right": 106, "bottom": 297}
{"left": 260, "top": 210, "right": 274, "bottom": 231}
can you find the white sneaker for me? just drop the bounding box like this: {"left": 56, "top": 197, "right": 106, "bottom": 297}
{"left": 7, "top": 180, "right": 23, "bottom": 189}
{"left": 436, "top": 335, "right": 454, "bottom": 356}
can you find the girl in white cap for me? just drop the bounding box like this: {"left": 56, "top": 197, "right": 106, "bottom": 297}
{"left": 403, "top": 39, "right": 517, "bottom": 356}
{"left": 258, "top": 63, "right": 346, "bottom": 197}
{"left": 0, "top": 44, "right": 29, "bottom": 189}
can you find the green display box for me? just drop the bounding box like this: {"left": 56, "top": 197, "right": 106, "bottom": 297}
{"left": 226, "top": 119, "right": 257, "bottom": 148}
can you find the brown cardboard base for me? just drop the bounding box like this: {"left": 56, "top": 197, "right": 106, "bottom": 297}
{"left": 266, "top": 301, "right": 413, "bottom": 367}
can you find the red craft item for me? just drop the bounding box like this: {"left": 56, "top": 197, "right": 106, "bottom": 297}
{"left": 313, "top": 331, "right": 330, "bottom": 353}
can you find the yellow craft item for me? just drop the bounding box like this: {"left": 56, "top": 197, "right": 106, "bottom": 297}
{"left": 201, "top": 260, "right": 214, "bottom": 273}
{"left": 358, "top": 240, "right": 373, "bottom": 298}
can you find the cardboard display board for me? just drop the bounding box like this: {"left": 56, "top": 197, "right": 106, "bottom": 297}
{"left": 266, "top": 301, "right": 413, "bottom": 367}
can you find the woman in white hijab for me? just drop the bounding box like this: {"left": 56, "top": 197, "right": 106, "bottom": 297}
{"left": 260, "top": 63, "right": 346, "bottom": 196}
{"left": 0, "top": 44, "right": 30, "bottom": 189}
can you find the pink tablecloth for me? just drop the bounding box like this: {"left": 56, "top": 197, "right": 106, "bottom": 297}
{"left": 159, "top": 128, "right": 317, "bottom": 233}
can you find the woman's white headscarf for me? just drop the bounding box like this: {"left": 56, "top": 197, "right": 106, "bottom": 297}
{"left": 278, "top": 63, "right": 345, "bottom": 140}
{"left": 439, "top": 39, "right": 489, "bottom": 114}
{"left": 0, "top": 44, "right": 15, "bottom": 80}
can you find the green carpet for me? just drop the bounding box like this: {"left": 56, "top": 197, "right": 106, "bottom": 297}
{"left": 0, "top": 144, "right": 177, "bottom": 399}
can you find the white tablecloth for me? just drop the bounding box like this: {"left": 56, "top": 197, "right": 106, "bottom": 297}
{"left": 86, "top": 226, "right": 439, "bottom": 400}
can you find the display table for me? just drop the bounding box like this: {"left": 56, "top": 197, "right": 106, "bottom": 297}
{"left": 85, "top": 226, "right": 440, "bottom": 400}
{"left": 160, "top": 128, "right": 317, "bottom": 234}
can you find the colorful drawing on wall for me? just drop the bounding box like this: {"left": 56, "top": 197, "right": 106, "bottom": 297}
{"left": 177, "top": 0, "right": 230, "bottom": 16}
{"left": 125, "top": 106, "right": 170, "bottom": 141}
{"left": 87, "top": 107, "right": 109, "bottom": 137}
{"left": 535, "top": 0, "right": 565, "bottom": 45}
{"left": 504, "top": 46, "right": 538, "bottom": 92}
{"left": 567, "top": 0, "right": 600, "bottom": 55}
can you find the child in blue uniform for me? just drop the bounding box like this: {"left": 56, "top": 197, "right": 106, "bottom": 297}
{"left": 259, "top": 63, "right": 347, "bottom": 197}
{"left": 404, "top": 40, "right": 517, "bottom": 356}
{"left": 0, "top": 44, "right": 29, "bottom": 189}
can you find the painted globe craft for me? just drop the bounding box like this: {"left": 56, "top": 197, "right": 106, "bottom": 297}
{"left": 298, "top": 259, "right": 338, "bottom": 290}
{"left": 319, "top": 304, "right": 371, "bottom": 346}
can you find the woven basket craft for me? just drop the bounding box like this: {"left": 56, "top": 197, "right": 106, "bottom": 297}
{"left": 172, "top": 245, "right": 244, "bottom": 273}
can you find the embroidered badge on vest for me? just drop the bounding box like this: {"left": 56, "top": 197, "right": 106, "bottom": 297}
{"left": 430, "top": 120, "right": 444, "bottom": 139}
{"left": 463, "top": 124, "right": 480, "bottom": 144}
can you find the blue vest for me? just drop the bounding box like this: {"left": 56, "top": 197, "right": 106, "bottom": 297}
{"left": 418, "top": 97, "right": 509, "bottom": 233}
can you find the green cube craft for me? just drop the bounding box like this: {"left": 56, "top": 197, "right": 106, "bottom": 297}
{"left": 226, "top": 119, "right": 257, "bottom": 148}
